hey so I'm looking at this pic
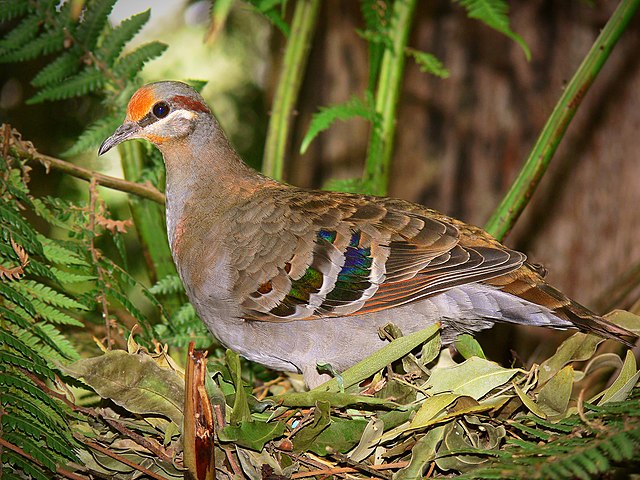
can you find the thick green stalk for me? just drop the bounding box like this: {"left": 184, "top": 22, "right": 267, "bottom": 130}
{"left": 484, "top": 0, "right": 640, "bottom": 241}
{"left": 118, "top": 141, "right": 177, "bottom": 286}
{"left": 262, "top": 0, "right": 320, "bottom": 180}
{"left": 364, "top": 0, "right": 417, "bottom": 196}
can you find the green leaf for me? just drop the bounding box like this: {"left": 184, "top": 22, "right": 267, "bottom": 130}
{"left": 428, "top": 356, "right": 518, "bottom": 400}
{"left": 274, "top": 390, "right": 400, "bottom": 409}
{"left": 598, "top": 350, "right": 640, "bottom": 405}
{"left": 218, "top": 419, "right": 285, "bottom": 451}
{"left": 15, "top": 280, "right": 89, "bottom": 310}
{"left": 149, "top": 274, "right": 185, "bottom": 295}
{"left": 313, "top": 323, "right": 441, "bottom": 393}
{"left": 292, "top": 401, "right": 332, "bottom": 453}
{"left": 63, "top": 114, "right": 122, "bottom": 156}
{"left": 301, "top": 94, "right": 376, "bottom": 153}
{"left": 31, "top": 51, "right": 81, "bottom": 87}
{"left": 536, "top": 365, "right": 573, "bottom": 418}
{"left": 454, "top": 334, "right": 486, "bottom": 360}
{"left": 394, "top": 425, "right": 446, "bottom": 480}
{"left": 406, "top": 48, "right": 450, "bottom": 78}
{"left": 409, "top": 393, "right": 460, "bottom": 429}
{"left": 61, "top": 350, "right": 185, "bottom": 427}
{"left": 538, "top": 332, "right": 602, "bottom": 384}
{"left": 454, "top": 0, "right": 531, "bottom": 60}
{"left": 226, "top": 349, "right": 251, "bottom": 424}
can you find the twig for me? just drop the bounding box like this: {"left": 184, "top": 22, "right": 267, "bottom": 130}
{"left": 328, "top": 451, "right": 392, "bottom": 480}
{"left": 214, "top": 404, "right": 243, "bottom": 477}
{"left": 290, "top": 460, "right": 410, "bottom": 479}
{"left": 0, "top": 437, "right": 86, "bottom": 480}
{"left": 23, "top": 370, "right": 174, "bottom": 464}
{"left": 5, "top": 126, "right": 165, "bottom": 204}
{"left": 79, "top": 437, "right": 168, "bottom": 480}
{"left": 484, "top": 0, "right": 640, "bottom": 240}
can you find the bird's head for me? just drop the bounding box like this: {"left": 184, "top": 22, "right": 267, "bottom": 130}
{"left": 99, "top": 81, "right": 211, "bottom": 155}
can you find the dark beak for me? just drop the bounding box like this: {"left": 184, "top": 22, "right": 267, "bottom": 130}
{"left": 98, "top": 122, "right": 141, "bottom": 155}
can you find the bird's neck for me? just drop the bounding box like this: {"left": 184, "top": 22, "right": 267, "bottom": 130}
{"left": 158, "top": 117, "right": 273, "bottom": 248}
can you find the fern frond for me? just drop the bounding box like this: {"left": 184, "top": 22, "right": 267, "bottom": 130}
{"left": 75, "top": 0, "right": 118, "bottom": 50}
{"left": 113, "top": 41, "right": 168, "bottom": 79}
{"left": 454, "top": 0, "right": 531, "bottom": 60}
{"left": 301, "top": 94, "right": 377, "bottom": 153}
{"left": 41, "top": 238, "right": 90, "bottom": 267}
{"left": 50, "top": 267, "right": 96, "bottom": 284}
{"left": 1, "top": 371, "right": 68, "bottom": 418}
{"left": 0, "top": 350, "right": 54, "bottom": 381}
{"left": 2, "top": 413, "right": 76, "bottom": 459}
{"left": 0, "top": 14, "right": 41, "bottom": 52}
{"left": 406, "top": 48, "right": 450, "bottom": 78}
{"left": 100, "top": 9, "right": 151, "bottom": 64}
{"left": 63, "top": 114, "right": 122, "bottom": 157}
{"left": 27, "top": 67, "right": 105, "bottom": 104}
{"left": 35, "top": 322, "right": 81, "bottom": 360}
{"left": 0, "top": 282, "right": 37, "bottom": 316}
{"left": 31, "top": 51, "right": 82, "bottom": 88}
{"left": 2, "top": 432, "right": 59, "bottom": 472}
{"left": 0, "top": 0, "right": 32, "bottom": 23}
{"left": 0, "top": 29, "right": 65, "bottom": 63}
{"left": 149, "top": 274, "right": 185, "bottom": 296}
{"left": 3, "top": 452, "right": 50, "bottom": 480}
{"left": 0, "top": 202, "right": 44, "bottom": 253}
{"left": 16, "top": 279, "right": 90, "bottom": 310}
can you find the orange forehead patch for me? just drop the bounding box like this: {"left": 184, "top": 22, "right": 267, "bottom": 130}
{"left": 126, "top": 87, "right": 157, "bottom": 122}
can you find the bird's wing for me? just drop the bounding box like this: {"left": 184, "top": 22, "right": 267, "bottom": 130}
{"left": 229, "top": 187, "right": 525, "bottom": 321}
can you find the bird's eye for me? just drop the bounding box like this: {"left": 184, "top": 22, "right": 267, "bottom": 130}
{"left": 152, "top": 102, "right": 170, "bottom": 118}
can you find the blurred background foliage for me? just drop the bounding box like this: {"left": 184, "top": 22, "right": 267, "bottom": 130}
{"left": 1, "top": 0, "right": 640, "bottom": 478}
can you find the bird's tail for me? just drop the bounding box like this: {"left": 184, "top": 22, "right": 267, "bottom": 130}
{"left": 487, "top": 266, "right": 637, "bottom": 347}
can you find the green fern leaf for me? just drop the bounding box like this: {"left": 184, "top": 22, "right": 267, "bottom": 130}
{"left": 0, "top": 29, "right": 65, "bottom": 63}
{"left": 50, "top": 267, "right": 96, "bottom": 284}
{"left": 35, "top": 323, "right": 81, "bottom": 360}
{"left": 2, "top": 392, "right": 68, "bottom": 435}
{"left": 301, "top": 94, "right": 377, "bottom": 153}
{"left": 406, "top": 48, "right": 450, "bottom": 78}
{"left": 0, "top": 351, "right": 54, "bottom": 381}
{"left": 32, "top": 300, "right": 84, "bottom": 327}
{"left": 100, "top": 9, "right": 151, "bottom": 64}
{"left": 0, "top": 0, "right": 32, "bottom": 23}
{"left": 63, "top": 114, "right": 122, "bottom": 156}
{"left": 0, "top": 202, "right": 44, "bottom": 253}
{"left": 150, "top": 274, "right": 185, "bottom": 295}
{"left": 454, "top": 0, "right": 531, "bottom": 60}
{"left": 0, "top": 14, "right": 41, "bottom": 52}
{"left": 248, "top": 0, "right": 291, "bottom": 36}
{"left": 3, "top": 452, "right": 50, "bottom": 480}
{"left": 27, "top": 67, "right": 105, "bottom": 104}
{"left": 113, "top": 41, "right": 168, "bottom": 79}
{"left": 75, "top": 0, "right": 118, "bottom": 50}
{"left": 41, "top": 237, "right": 90, "bottom": 266}
{"left": 0, "top": 282, "right": 37, "bottom": 316}
{"left": 2, "top": 413, "right": 75, "bottom": 459}
{"left": 31, "top": 51, "right": 82, "bottom": 87}
{"left": 15, "top": 279, "right": 90, "bottom": 310}
{"left": 2, "top": 432, "right": 59, "bottom": 472}
{"left": 0, "top": 371, "right": 68, "bottom": 418}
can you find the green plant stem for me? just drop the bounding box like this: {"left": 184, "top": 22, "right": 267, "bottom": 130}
{"left": 118, "top": 141, "right": 177, "bottom": 289}
{"left": 484, "top": 0, "right": 640, "bottom": 241}
{"left": 262, "top": 0, "right": 320, "bottom": 180}
{"left": 364, "top": 0, "right": 417, "bottom": 196}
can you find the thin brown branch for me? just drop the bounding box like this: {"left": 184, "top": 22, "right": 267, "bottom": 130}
{"left": 290, "top": 460, "right": 410, "bottom": 479}
{"left": 0, "top": 437, "right": 86, "bottom": 480}
{"left": 79, "top": 436, "right": 168, "bottom": 480}
{"left": 4, "top": 125, "right": 165, "bottom": 204}
{"left": 328, "top": 451, "right": 392, "bottom": 480}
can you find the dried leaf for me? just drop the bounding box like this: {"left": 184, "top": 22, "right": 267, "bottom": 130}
{"left": 61, "top": 350, "right": 184, "bottom": 427}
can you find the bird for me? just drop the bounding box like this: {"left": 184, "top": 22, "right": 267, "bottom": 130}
{"left": 99, "top": 81, "right": 636, "bottom": 388}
